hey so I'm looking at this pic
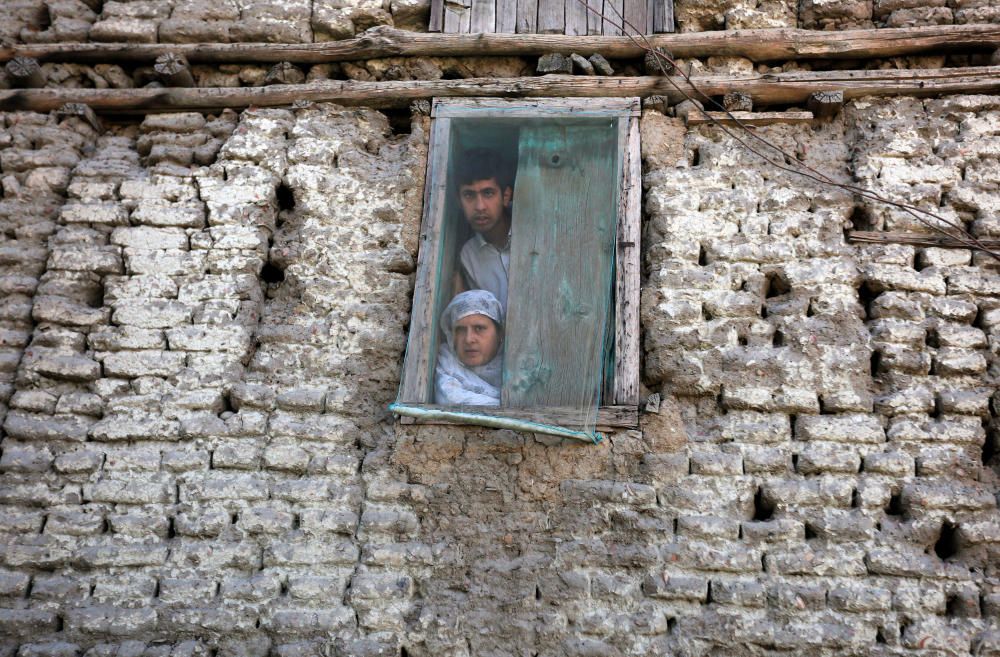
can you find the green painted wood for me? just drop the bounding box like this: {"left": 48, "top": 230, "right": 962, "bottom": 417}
{"left": 502, "top": 121, "right": 618, "bottom": 410}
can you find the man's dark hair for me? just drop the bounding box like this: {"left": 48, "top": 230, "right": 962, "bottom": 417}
{"left": 455, "top": 147, "right": 514, "bottom": 190}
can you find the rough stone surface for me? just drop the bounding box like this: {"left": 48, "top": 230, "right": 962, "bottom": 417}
{"left": 3, "top": 51, "right": 1000, "bottom": 657}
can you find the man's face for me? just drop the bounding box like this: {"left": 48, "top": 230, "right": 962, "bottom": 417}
{"left": 454, "top": 313, "right": 501, "bottom": 368}
{"left": 458, "top": 178, "right": 512, "bottom": 234}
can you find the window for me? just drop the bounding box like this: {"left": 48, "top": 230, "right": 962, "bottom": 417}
{"left": 391, "top": 98, "right": 640, "bottom": 442}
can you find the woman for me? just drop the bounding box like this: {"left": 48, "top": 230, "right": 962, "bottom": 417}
{"left": 435, "top": 290, "right": 504, "bottom": 406}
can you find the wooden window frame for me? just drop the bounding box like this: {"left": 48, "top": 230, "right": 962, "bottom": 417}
{"left": 397, "top": 97, "right": 641, "bottom": 431}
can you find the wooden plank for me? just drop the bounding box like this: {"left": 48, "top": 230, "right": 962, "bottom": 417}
{"left": 623, "top": 0, "right": 645, "bottom": 35}
{"left": 614, "top": 113, "right": 641, "bottom": 406}
{"left": 565, "top": 0, "right": 588, "bottom": 35}
{"left": 399, "top": 117, "right": 452, "bottom": 403}
{"left": 603, "top": 0, "right": 624, "bottom": 35}
{"left": 645, "top": 0, "right": 654, "bottom": 37}
{"left": 5, "top": 67, "right": 1000, "bottom": 113}
{"left": 586, "top": 0, "right": 603, "bottom": 33}
{"left": 538, "top": 0, "right": 565, "bottom": 33}
{"left": 430, "top": 0, "right": 445, "bottom": 31}
{"left": 6, "top": 24, "right": 1000, "bottom": 64}
{"left": 653, "top": 0, "right": 674, "bottom": 33}
{"left": 444, "top": 0, "right": 472, "bottom": 33}
{"left": 503, "top": 122, "right": 618, "bottom": 415}
{"left": 685, "top": 110, "right": 814, "bottom": 126}
{"left": 434, "top": 95, "right": 641, "bottom": 117}
{"left": 516, "top": 0, "right": 537, "bottom": 32}
{"left": 398, "top": 404, "right": 639, "bottom": 429}
{"left": 848, "top": 230, "right": 999, "bottom": 249}
{"left": 497, "top": 0, "right": 518, "bottom": 32}
{"left": 471, "top": 0, "right": 497, "bottom": 32}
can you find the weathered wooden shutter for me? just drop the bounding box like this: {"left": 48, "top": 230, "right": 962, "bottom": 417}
{"left": 502, "top": 121, "right": 618, "bottom": 411}
{"left": 430, "top": 0, "right": 674, "bottom": 34}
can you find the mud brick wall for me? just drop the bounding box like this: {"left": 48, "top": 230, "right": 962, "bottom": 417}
{"left": 1, "top": 93, "right": 1000, "bottom": 655}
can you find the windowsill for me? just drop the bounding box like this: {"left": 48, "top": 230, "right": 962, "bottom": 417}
{"left": 392, "top": 402, "right": 638, "bottom": 433}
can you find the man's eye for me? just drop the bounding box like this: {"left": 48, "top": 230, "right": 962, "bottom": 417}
{"left": 482, "top": 190, "right": 495, "bottom": 198}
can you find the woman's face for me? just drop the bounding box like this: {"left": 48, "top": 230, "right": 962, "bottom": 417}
{"left": 453, "top": 313, "right": 501, "bottom": 367}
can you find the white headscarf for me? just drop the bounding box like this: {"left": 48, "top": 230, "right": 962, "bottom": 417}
{"left": 435, "top": 290, "right": 504, "bottom": 406}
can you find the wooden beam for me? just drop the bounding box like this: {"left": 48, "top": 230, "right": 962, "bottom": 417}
{"left": 154, "top": 53, "right": 195, "bottom": 88}
{"left": 5, "top": 57, "right": 45, "bottom": 88}
{"left": 848, "top": 230, "right": 1000, "bottom": 249}
{"left": 397, "top": 403, "right": 639, "bottom": 430}
{"left": 1, "top": 24, "right": 998, "bottom": 65}
{"left": 807, "top": 89, "right": 844, "bottom": 119}
{"left": 686, "top": 110, "right": 814, "bottom": 126}
{"left": 2, "top": 66, "right": 998, "bottom": 114}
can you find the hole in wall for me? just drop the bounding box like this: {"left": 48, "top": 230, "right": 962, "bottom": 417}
{"left": 764, "top": 272, "right": 791, "bottom": 298}
{"left": 875, "top": 627, "right": 887, "bottom": 644}
{"left": 982, "top": 425, "right": 998, "bottom": 466}
{"left": 885, "top": 491, "right": 904, "bottom": 516}
{"left": 261, "top": 262, "right": 285, "bottom": 284}
{"left": 870, "top": 350, "right": 882, "bottom": 377}
{"left": 535, "top": 585, "right": 542, "bottom": 600}
{"left": 857, "top": 282, "right": 879, "bottom": 320}
{"left": 698, "top": 244, "right": 708, "bottom": 266}
{"left": 690, "top": 147, "right": 701, "bottom": 167}
{"left": 934, "top": 521, "right": 959, "bottom": 560}
{"left": 848, "top": 205, "right": 875, "bottom": 232}
{"left": 752, "top": 487, "right": 774, "bottom": 521}
{"left": 804, "top": 523, "right": 817, "bottom": 539}
{"left": 276, "top": 183, "right": 295, "bottom": 212}
{"left": 945, "top": 594, "right": 964, "bottom": 617}
{"left": 382, "top": 107, "right": 413, "bottom": 136}
{"left": 772, "top": 329, "right": 785, "bottom": 348}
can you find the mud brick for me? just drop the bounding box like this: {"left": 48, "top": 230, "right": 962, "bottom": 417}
{"left": 768, "top": 583, "right": 827, "bottom": 611}
{"left": 76, "top": 544, "right": 168, "bottom": 569}
{"left": 108, "top": 509, "right": 169, "bottom": 537}
{"left": 760, "top": 478, "right": 854, "bottom": 509}
{"left": 263, "top": 539, "right": 360, "bottom": 567}
{"left": 874, "top": 387, "right": 935, "bottom": 415}
{"left": 642, "top": 573, "right": 708, "bottom": 601}
{"left": 660, "top": 477, "right": 755, "bottom": 516}
{"left": 160, "top": 607, "right": 258, "bottom": 634}
{"left": 211, "top": 441, "right": 260, "bottom": 469}
{"left": 131, "top": 204, "right": 207, "bottom": 228}
{"left": 287, "top": 575, "right": 350, "bottom": 602}
{"left": 168, "top": 540, "right": 260, "bottom": 570}
{"left": 795, "top": 414, "right": 885, "bottom": 443}
{"left": 125, "top": 249, "right": 208, "bottom": 276}
{"left": 45, "top": 508, "right": 104, "bottom": 536}
{"left": 272, "top": 478, "right": 332, "bottom": 504}
{"left": 805, "top": 510, "right": 876, "bottom": 541}
{"left": 180, "top": 474, "right": 269, "bottom": 502}
{"left": 268, "top": 411, "right": 358, "bottom": 443}
{"left": 717, "top": 411, "right": 790, "bottom": 443}
{"left": 262, "top": 444, "right": 311, "bottom": 473}
{"left": 863, "top": 451, "right": 915, "bottom": 476}
{"left": 661, "top": 540, "right": 762, "bottom": 573}
{"left": 47, "top": 246, "right": 123, "bottom": 275}
{"left": 3, "top": 410, "right": 93, "bottom": 442}
{"left": 712, "top": 579, "right": 766, "bottom": 607}
{"left": 939, "top": 390, "right": 991, "bottom": 416}
{"left": 221, "top": 574, "right": 282, "bottom": 603}
{"left": 158, "top": 578, "right": 217, "bottom": 605}
{"left": 89, "top": 415, "right": 180, "bottom": 441}
{"left": 64, "top": 606, "right": 157, "bottom": 636}
{"left": 361, "top": 543, "right": 434, "bottom": 567}
{"left": 741, "top": 446, "right": 789, "bottom": 474}
{"left": 689, "top": 451, "right": 742, "bottom": 475}
{"left": 111, "top": 299, "right": 193, "bottom": 328}
{"left": 902, "top": 482, "right": 996, "bottom": 512}
{"left": 174, "top": 508, "right": 230, "bottom": 537}
{"left": 88, "top": 327, "right": 166, "bottom": 350}
{"left": 765, "top": 545, "right": 866, "bottom": 576}
{"left": 933, "top": 348, "right": 988, "bottom": 375}
{"left": 0, "top": 444, "right": 54, "bottom": 473}
{"left": 262, "top": 607, "right": 355, "bottom": 634}
{"left": 359, "top": 507, "right": 419, "bottom": 536}
{"left": 0, "top": 609, "right": 60, "bottom": 636}
{"left": 957, "top": 520, "right": 1000, "bottom": 545}
{"left": 561, "top": 480, "right": 657, "bottom": 506}
{"left": 796, "top": 443, "right": 861, "bottom": 474}
{"left": 59, "top": 203, "right": 129, "bottom": 226}
{"left": 238, "top": 507, "right": 295, "bottom": 535}
{"left": 161, "top": 448, "right": 209, "bottom": 472}
{"left": 111, "top": 226, "right": 189, "bottom": 250}
{"left": 32, "top": 295, "right": 109, "bottom": 327}
{"left": 166, "top": 325, "right": 252, "bottom": 352}
{"left": 741, "top": 519, "right": 804, "bottom": 543}
{"left": 676, "top": 515, "right": 740, "bottom": 540}
{"left": 85, "top": 477, "right": 173, "bottom": 505}
{"left": 0, "top": 570, "right": 31, "bottom": 597}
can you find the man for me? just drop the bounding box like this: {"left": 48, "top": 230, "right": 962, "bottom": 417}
{"left": 452, "top": 148, "right": 513, "bottom": 312}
